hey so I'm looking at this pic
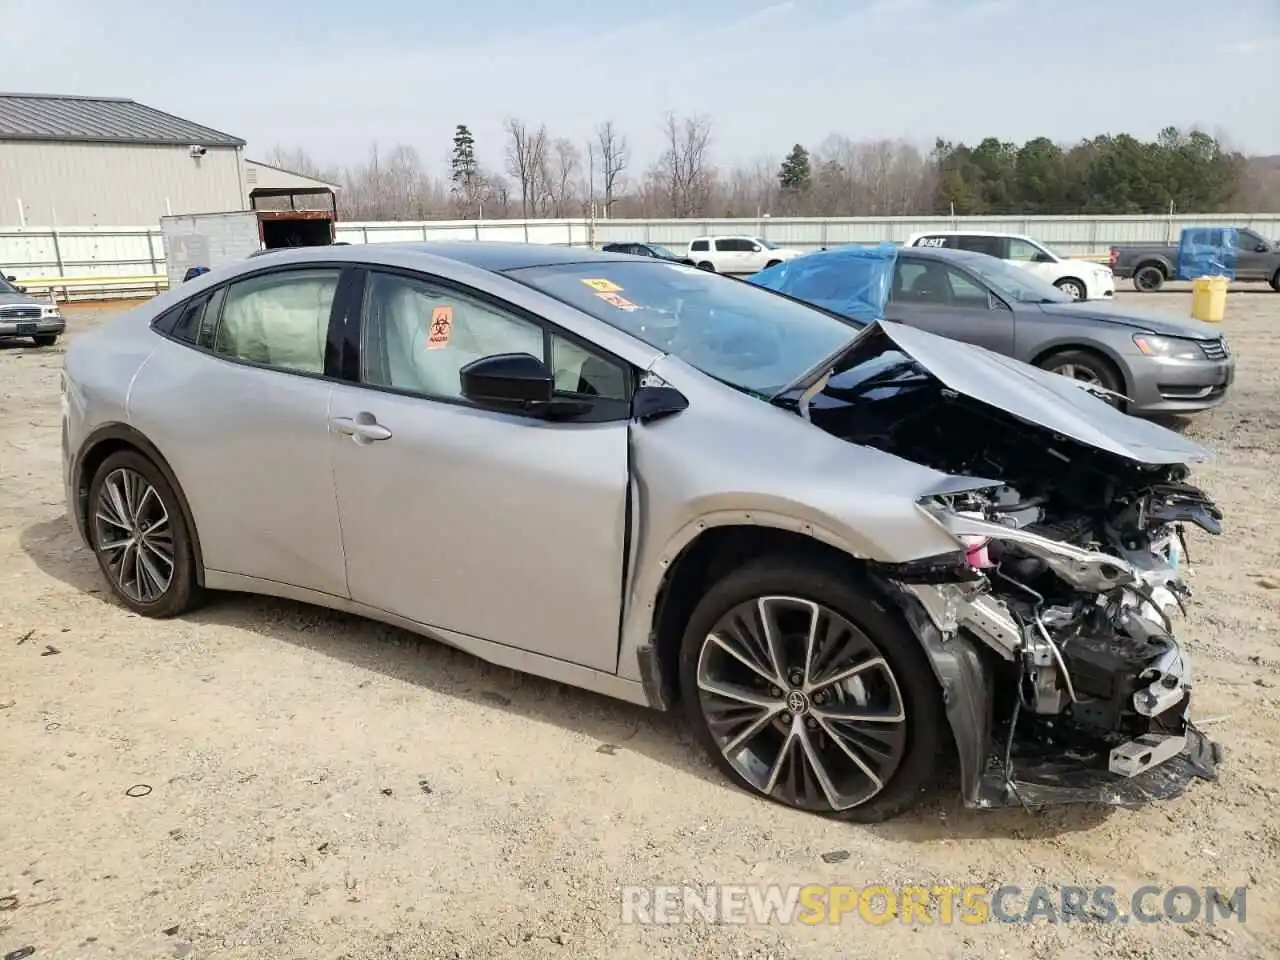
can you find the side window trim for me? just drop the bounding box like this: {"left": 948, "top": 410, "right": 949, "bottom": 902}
{"left": 348, "top": 265, "right": 635, "bottom": 422}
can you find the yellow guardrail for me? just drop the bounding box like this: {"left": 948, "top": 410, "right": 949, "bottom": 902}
{"left": 15, "top": 274, "right": 169, "bottom": 302}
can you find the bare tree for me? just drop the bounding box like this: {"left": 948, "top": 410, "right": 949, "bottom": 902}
{"left": 595, "top": 121, "right": 630, "bottom": 217}
{"left": 546, "top": 139, "right": 582, "bottom": 217}
{"left": 504, "top": 119, "right": 549, "bottom": 219}
{"left": 656, "top": 113, "right": 714, "bottom": 218}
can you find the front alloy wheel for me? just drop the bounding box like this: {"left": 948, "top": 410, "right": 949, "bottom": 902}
{"left": 678, "top": 557, "right": 944, "bottom": 821}
{"left": 696, "top": 596, "right": 907, "bottom": 812}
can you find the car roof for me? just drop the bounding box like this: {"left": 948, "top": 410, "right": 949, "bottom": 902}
{"left": 373, "top": 241, "right": 634, "bottom": 272}
{"left": 898, "top": 245, "right": 987, "bottom": 264}
{"left": 906, "top": 230, "right": 1031, "bottom": 240}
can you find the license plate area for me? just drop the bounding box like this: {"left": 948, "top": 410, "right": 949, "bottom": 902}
{"left": 16, "top": 322, "right": 36, "bottom": 334}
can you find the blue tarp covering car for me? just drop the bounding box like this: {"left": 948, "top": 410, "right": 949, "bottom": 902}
{"left": 1175, "top": 226, "right": 1238, "bottom": 281}
{"left": 748, "top": 243, "right": 897, "bottom": 322}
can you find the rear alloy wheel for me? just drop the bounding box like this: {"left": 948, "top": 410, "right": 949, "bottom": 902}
{"left": 1054, "top": 277, "right": 1085, "bottom": 300}
{"left": 679, "top": 557, "right": 944, "bottom": 822}
{"left": 88, "top": 450, "right": 200, "bottom": 617}
{"left": 1133, "top": 265, "right": 1165, "bottom": 292}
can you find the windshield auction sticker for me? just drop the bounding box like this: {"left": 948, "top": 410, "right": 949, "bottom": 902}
{"left": 427, "top": 305, "right": 453, "bottom": 349}
{"left": 595, "top": 292, "right": 640, "bottom": 311}
{"left": 580, "top": 278, "right": 623, "bottom": 293}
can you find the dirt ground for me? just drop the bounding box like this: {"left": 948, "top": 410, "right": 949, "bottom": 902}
{"left": 1, "top": 284, "right": 1278, "bottom": 960}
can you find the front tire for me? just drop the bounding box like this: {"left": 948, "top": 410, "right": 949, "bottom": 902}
{"left": 696, "top": 261, "right": 716, "bottom": 272}
{"left": 87, "top": 450, "right": 200, "bottom": 617}
{"left": 1054, "top": 277, "right": 1085, "bottom": 300}
{"left": 1270, "top": 268, "right": 1280, "bottom": 293}
{"left": 32, "top": 334, "right": 58, "bottom": 347}
{"left": 764, "top": 259, "right": 782, "bottom": 270}
{"left": 1039, "top": 348, "right": 1125, "bottom": 405}
{"left": 678, "top": 555, "right": 945, "bottom": 822}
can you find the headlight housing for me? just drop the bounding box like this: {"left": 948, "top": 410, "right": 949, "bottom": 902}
{"left": 40, "top": 305, "right": 61, "bottom": 318}
{"left": 1133, "top": 334, "right": 1204, "bottom": 361}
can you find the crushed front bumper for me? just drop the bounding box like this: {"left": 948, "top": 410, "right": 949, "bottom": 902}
{"left": 879, "top": 576, "right": 1222, "bottom": 811}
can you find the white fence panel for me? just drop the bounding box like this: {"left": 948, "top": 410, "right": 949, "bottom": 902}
{"left": 4, "top": 214, "right": 1280, "bottom": 295}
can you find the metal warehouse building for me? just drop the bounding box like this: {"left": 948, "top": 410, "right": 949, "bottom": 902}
{"left": 0, "top": 93, "right": 248, "bottom": 228}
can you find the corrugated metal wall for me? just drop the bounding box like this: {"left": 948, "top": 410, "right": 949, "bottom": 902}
{"left": 3, "top": 213, "right": 1280, "bottom": 280}
{"left": 0, "top": 141, "right": 245, "bottom": 228}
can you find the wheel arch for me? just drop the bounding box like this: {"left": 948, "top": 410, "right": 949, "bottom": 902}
{"left": 72, "top": 423, "right": 206, "bottom": 586}
{"left": 1029, "top": 341, "right": 1131, "bottom": 396}
{"left": 637, "top": 520, "right": 992, "bottom": 805}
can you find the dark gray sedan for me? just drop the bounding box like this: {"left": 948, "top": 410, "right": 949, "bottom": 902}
{"left": 753, "top": 246, "right": 1234, "bottom": 416}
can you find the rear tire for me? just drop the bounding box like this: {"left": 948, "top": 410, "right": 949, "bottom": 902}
{"left": 697, "top": 261, "right": 716, "bottom": 272}
{"left": 1133, "top": 264, "right": 1165, "bottom": 292}
{"left": 31, "top": 334, "right": 58, "bottom": 347}
{"left": 87, "top": 450, "right": 201, "bottom": 618}
{"left": 1270, "top": 268, "right": 1280, "bottom": 293}
{"left": 1054, "top": 277, "right": 1085, "bottom": 300}
{"left": 1038, "top": 348, "right": 1125, "bottom": 405}
{"left": 678, "top": 554, "right": 946, "bottom": 822}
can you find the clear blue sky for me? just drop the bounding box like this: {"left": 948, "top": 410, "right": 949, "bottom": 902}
{"left": 3, "top": 0, "right": 1277, "bottom": 172}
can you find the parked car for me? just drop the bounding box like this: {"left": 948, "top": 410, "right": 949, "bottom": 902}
{"left": 1109, "top": 226, "right": 1280, "bottom": 292}
{"left": 753, "top": 245, "right": 1233, "bottom": 416}
{"left": 904, "top": 230, "right": 1115, "bottom": 301}
{"left": 600, "top": 242, "right": 695, "bottom": 265}
{"left": 63, "top": 242, "right": 1221, "bottom": 821}
{"left": 686, "top": 235, "right": 803, "bottom": 274}
{"left": 0, "top": 273, "right": 64, "bottom": 347}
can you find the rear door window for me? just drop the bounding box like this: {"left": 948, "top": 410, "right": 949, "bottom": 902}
{"left": 954, "top": 235, "right": 1006, "bottom": 258}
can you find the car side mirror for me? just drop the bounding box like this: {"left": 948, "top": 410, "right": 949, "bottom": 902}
{"left": 1257, "top": 243, "right": 1269, "bottom": 253}
{"left": 751, "top": 244, "right": 763, "bottom": 252}
{"left": 460, "top": 352, "right": 555, "bottom": 410}
{"left": 16, "top": 286, "right": 27, "bottom": 293}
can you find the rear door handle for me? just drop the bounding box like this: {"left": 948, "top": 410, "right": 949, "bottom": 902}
{"left": 331, "top": 413, "right": 392, "bottom": 444}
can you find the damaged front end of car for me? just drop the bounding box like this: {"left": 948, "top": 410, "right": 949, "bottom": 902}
{"left": 778, "top": 320, "right": 1225, "bottom": 809}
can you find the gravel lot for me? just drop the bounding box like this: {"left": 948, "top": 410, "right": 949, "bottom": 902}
{"left": 2, "top": 286, "right": 1279, "bottom": 959}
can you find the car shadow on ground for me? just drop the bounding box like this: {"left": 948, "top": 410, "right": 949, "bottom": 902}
{"left": 21, "top": 513, "right": 1112, "bottom": 842}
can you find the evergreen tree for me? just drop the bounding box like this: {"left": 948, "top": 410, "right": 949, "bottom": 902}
{"left": 777, "top": 144, "right": 812, "bottom": 192}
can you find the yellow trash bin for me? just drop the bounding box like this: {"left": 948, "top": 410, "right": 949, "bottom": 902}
{"left": 1190, "top": 275, "right": 1228, "bottom": 324}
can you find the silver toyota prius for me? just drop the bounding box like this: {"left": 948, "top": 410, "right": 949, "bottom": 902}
{"left": 61, "top": 242, "right": 1224, "bottom": 821}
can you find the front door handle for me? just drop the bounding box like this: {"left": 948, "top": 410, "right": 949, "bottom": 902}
{"left": 331, "top": 413, "right": 392, "bottom": 444}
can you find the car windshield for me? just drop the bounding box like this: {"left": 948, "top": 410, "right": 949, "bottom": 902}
{"left": 0, "top": 276, "right": 15, "bottom": 294}
{"left": 961, "top": 255, "right": 1074, "bottom": 304}
{"left": 508, "top": 260, "right": 862, "bottom": 396}
{"left": 756, "top": 237, "right": 780, "bottom": 250}
{"left": 648, "top": 244, "right": 679, "bottom": 259}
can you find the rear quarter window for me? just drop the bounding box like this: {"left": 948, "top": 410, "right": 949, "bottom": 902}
{"left": 690, "top": 240, "right": 709, "bottom": 252}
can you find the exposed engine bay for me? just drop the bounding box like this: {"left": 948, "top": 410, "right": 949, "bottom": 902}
{"left": 776, "top": 324, "right": 1225, "bottom": 806}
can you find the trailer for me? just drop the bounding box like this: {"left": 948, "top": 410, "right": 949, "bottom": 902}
{"left": 160, "top": 207, "right": 339, "bottom": 289}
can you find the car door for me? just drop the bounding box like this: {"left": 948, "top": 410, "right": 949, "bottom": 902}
{"left": 1006, "top": 236, "right": 1058, "bottom": 283}
{"left": 128, "top": 265, "right": 351, "bottom": 597}
{"left": 713, "top": 238, "right": 741, "bottom": 272}
{"left": 326, "top": 267, "right": 632, "bottom": 672}
{"left": 1234, "top": 229, "right": 1269, "bottom": 280}
{"left": 884, "top": 256, "right": 1015, "bottom": 355}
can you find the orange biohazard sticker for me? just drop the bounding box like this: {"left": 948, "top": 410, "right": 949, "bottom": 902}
{"left": 596, "top": 291, "right": 639, "bottom": 311}
{"left": 427, "top": 305, "right": 453, "bottom": 349}
{"left": 581, "top": 278, "right": 623, "bottom": 293}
